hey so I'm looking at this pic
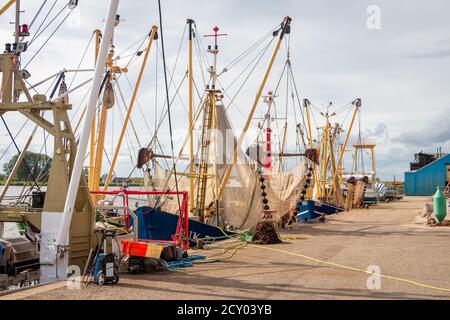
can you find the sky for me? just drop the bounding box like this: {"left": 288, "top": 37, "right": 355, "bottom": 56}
{"left": 1, "top": 0, "right": 450, "bottom": 182}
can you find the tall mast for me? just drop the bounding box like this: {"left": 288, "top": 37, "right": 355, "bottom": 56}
{"left": 187, "top": 19, "right": 195, "bottom": 213}
{"left": 303, "top": 98, "right": 320, "bottom": 198}
{"left": 14, "top": 0, "right": 20, "bottom": 47}
{"left": 329, "top": 98, "right": 361, "bottom": 195}
{"left": 13, "top": 0, "right": 20, "bottom": 103}
{"left": 92, "top": 16, "right": 127, "bottom": 202}
{"left": 195, "top": 25, "right": 226, "bottom": 222}
{"left": 89, "top": 30, "right": 102, "bottom": 189}
{"left": 89, "top": 29, "right": 102, "bottom": 189}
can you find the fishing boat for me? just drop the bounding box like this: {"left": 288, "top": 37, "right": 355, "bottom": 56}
{"left": 131, "top": 16, "right": 323, "bottom": 239}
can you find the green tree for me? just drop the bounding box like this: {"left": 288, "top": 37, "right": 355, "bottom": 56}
{"left": 2, "top": 151, "right": 52, "bottom": 182}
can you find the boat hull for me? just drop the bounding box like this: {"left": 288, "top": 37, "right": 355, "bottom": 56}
{"left": 296, "top": 200, "right": 344, "bottom": 222}
{"left": 131, "top": 207, "right": 229, "bottom": 247}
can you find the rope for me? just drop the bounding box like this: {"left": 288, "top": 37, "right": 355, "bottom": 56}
{"left": 205, "top": 243, "right": 248, "bottom": 261}
{"left": 249, "top": 244, "right": 450, "bottom": 295}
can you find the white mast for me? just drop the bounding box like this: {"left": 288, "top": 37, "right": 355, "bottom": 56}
{"left": 55, "top": 0, "right": 120, "bottom": 249}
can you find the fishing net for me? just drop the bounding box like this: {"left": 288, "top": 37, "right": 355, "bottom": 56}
{"left": 145, "top": 104, "right": 309, "bottom": 230}
{"left": 252, "top": 221, "right": 282, "bottom": 245}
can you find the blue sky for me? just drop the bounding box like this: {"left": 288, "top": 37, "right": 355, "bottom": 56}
{"left": 1, "top": 0, "right": 450, "bottom": 181}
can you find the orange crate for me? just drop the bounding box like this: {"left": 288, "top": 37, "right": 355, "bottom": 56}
{"left": 121, "top": 240, "right": 168, "bottom": 258}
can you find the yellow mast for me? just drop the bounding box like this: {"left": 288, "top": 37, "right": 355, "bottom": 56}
{"left": 303, "top": 99, "right": 319, "bottom": 198}
{"left": 103, "top": 26, "right": 158, "bottom": 190}
{"left": 89, "top": 29, "right": 102, "bottom": 189}
{"left": 321, "top": 122, "right": 329, "bottom": 199}
{"left": 0, "top": 0, "right": 15, "bottom": 16}
{"left": 329, "top": 98, "right": 361, "bottom": 195}
{"left": 92, "top": 17, "right": 128, "bottom": 203}
{"left": 327, "top": 124, "right": 343, "bottom": 205}
{"left": 215, "top": 16, "right": 292, "bottom": 201}
{"left": 187, "top": 19, "right": 195, "bottom": 212}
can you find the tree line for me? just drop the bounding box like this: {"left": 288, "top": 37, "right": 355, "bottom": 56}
{"left": 1, "top": 151, "right": 52, "bottom": 182}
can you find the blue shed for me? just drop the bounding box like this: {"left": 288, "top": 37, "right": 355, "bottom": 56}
{"left": 405, "top": 154, "right": 450, "bottom": 196}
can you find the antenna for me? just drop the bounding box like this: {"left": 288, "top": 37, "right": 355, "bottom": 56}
{"left": 204, "top": 26, "right": 227, "bottom": 51}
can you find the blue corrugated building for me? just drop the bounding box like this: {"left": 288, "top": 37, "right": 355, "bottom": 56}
{"left": 405, "top": 153, "right": 450, "bottom": 196}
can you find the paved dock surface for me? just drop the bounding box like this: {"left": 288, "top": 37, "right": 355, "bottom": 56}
{"left": 3, "top": 196, "right": 450, "bottom": 300}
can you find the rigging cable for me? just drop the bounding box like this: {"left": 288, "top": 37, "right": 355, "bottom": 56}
{"left": 225, "top": 36, "right": 276, "bottom": 112}
{"left": 224, "top": 25, "right": 279, "bottom": 73}
{"left": 154, "top": 41, "right": 188, "bottom": 117}
{"left": 192, "top": 26, "right": 207, "bottom": 87}
{"left": 288, "top": 64, "right": 307, "bottom": 138}
{"left": 157, "top": 0, "right": 181, "bottom": 212}
{"left": 28, "top": 0, "right": 49, "bottom": 30}
{"left": 28, "top": 1, "right": 69, "bottom": 47}
{"left": 224, "top": 35, "right": 275, "bottom": 95}
{"left": 25, "top": 6, "right": 74, "bottom": 68}
{"left": 68, "top": 31, "right": 95, "bottom": 90}
{"left": 123, "top": 73, "right": 153, "bottom": 139}
{"left": 0, "top": 116, "right": 42, "bottom": 193}
{"left": 28, "top": 0, "right": 58, "bottom": 45}
{"left": 125, "top": 71, "right": 189, "bottom": 180}
{"left": 115, "top": 80, "right": 142, "bottom": 148}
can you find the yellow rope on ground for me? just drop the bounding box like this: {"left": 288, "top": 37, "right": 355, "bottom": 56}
{"left": 248, "top": 244, "right": 450, "bottom": 295}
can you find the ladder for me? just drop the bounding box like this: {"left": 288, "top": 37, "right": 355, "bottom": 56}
{"left": 195, "top": 94, "right": 215, "bottom": 221}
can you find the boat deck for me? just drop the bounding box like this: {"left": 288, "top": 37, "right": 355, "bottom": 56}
{"left": 3, "top": 196, "right": 450, "bottom": 300}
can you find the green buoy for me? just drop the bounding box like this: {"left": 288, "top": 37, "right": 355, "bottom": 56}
{"left": 433, "top": 187, "right": 447, "bottom": 223}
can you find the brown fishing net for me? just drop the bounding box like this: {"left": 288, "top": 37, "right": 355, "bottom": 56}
{"left": 252, "top": 221, "right": 282, "bottom": 245}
